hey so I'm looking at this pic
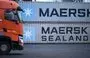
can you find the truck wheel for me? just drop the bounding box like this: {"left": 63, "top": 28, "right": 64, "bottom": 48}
{"left": 0, "top": 42, "right": 11, "bottom": 55}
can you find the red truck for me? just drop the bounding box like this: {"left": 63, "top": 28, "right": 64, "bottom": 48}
{"left": 0, "top": 0, "right": 23, "bottom": 54}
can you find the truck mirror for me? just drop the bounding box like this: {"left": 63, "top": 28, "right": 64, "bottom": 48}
{"left": 17, "top": 7, "right": 24, "bottom": 12}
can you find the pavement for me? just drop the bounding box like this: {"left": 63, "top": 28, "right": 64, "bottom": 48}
{"left": 0, "top": 44, "right": 90, "bottom": 58}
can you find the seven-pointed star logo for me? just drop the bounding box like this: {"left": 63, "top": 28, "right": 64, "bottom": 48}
{"left": 24, "top": 31, "right": 32, "bottom": 39}
{"left": 24, "top": 8, "right": 32, "bottom": 16}
{"left": 23, "top": 27, "right": 36, "bottom": 42}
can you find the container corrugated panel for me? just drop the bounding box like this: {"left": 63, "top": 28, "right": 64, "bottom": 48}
{"left": 23, "top": 22, "right": 90, "bottom": 43}
{"left": 19, "top": 2, "right": 90, "bottom": 22}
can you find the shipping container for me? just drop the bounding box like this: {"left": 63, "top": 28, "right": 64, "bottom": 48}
{"left": 19, "top": 2, "right": 90, "bottom": 43}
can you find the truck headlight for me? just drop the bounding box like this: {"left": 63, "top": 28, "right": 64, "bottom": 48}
{"left": 19, "top": 36, "right": 23, "bottom": 46}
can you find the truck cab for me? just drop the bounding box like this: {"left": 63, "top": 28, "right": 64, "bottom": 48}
{"left": 0, "top": 0, "right": 23, "bottom": 55}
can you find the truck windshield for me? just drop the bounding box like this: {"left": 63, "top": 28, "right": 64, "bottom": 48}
{"left": 4, "top": 10, "right": 22, "bottom": 23}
